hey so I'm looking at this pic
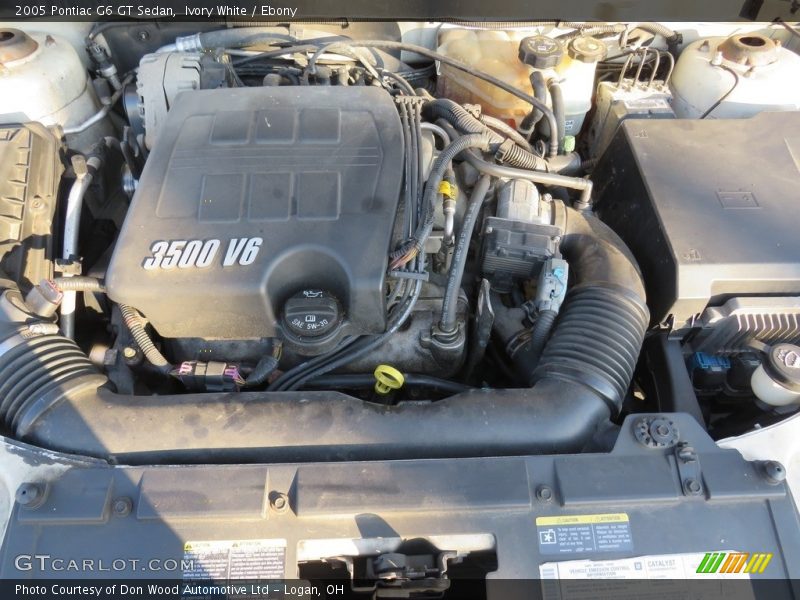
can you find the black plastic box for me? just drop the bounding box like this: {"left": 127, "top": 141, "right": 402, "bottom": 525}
{"left": 594, "top": 112, "right": 800, "bottom": 329}
{"left": 106, "top": 87, "right": 404, "bottom": 340}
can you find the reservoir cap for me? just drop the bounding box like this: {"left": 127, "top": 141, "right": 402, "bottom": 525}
{"left": 568, "top": 35, "right": 608, "bottom": 63}
{"left": 519, "top": 35, "right": 564, "bottom": 69}
{"left": 764, "top": 343, "right": 800, "bottom": 393}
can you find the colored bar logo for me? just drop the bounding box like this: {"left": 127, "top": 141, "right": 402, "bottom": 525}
{"left": 696, "top": 552, "right": 773, "bottom": 574}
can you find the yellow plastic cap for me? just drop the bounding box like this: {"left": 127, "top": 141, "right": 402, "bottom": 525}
{"left": 374, "top": 364, "right": 404, "bottom": 395}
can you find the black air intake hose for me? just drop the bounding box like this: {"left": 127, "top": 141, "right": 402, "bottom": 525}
{"left": 533, "top": 287, "right": 646, "bottom": 409}
{"left": 529, "top": 207, "right": 649, "bottom": 410}
{"left": 495, "top": 207, "right": 648, "bottom": 404}
{"left": 0, "top": 326, "right": 106, "bottom": 434}
{"left": 0, "top": 208, "right": 648, "bottom": 464}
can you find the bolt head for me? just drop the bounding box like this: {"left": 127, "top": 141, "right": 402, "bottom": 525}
{"left": 536, "top": 485, "right": 553, "bottom": 502}
{"left": 684, "top": 478, "right": 702, "bottom": 495}
{"left": 112, "top": 497, "right": 133, "bottom": 517}
{"left": 122, "top": 346, "right": 137, "bottom": 359}
{"left": 16, "top": 483, "right": 43, "bottom": 508}
{"left": 270, "top": 492, "right": 289, "bottom": 513}
{"left": 763, "top": 460, "right": 787, "bottom": 484}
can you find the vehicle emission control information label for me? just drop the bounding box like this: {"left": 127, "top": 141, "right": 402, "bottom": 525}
{"left": 182, "top": 539, "right": 286, "bottom": 579}
{"left": 536, "top": 513, "right": 633, "bottom": 555}
{"left": 539, "top": 552, "right": 754, "bottom": 600}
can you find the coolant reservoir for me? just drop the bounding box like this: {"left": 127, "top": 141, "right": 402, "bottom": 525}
{"left": 436, "top": 29, "right": 532, "bottom": 123}
{"left": 0, "top": 28, "right": 101, "bottom": 132}
{"left": 751, "top": 344, "right": 800, "bottom": 407}
{"left": 552, "top": 36, "right": 607, "bottom": 136}
{"left": 671, "top": 33, "right": 800, "bottom": 118}
{"left": 436, "top": 29, "right": 605, "bottom": 133}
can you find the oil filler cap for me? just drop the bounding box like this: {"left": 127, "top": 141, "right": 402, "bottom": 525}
{"left": 283, "top": 289, "right": 342, "bottom": 339}
{"left": 519, "top": 35, "right": 564, "bottom": 69}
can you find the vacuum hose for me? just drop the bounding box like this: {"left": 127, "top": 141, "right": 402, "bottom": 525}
{"left": 547, "top": 79, "right": 566, "bottom": 153}
{"left": 439, "top": 175, "right": 492, "bottom": 334}
{"left": 157, "top": 27, "right": 295, "bottom": 52}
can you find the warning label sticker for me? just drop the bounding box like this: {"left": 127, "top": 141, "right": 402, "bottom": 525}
{"left": 182, "top": 539, "right": 287, "bottom": 580}
{"left": 539, "top": 552, "right": 754, "bottom": 600}
{"left": 536, "top": 513, "right": 633, "bottom": 555}
{"left": 623, "top": 98, "right": 672, "bottom": 111}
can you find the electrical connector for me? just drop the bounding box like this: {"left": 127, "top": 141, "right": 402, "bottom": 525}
{"left": 172, "top": 361, "right": 245, "bottom": 392}
{"left": 535, "top": 257, "right": 569, "bottom": 313}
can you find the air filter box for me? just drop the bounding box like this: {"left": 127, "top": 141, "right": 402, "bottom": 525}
{"left": 593, "top": 112, "right": 800, "bottom": 329}
{"left": 0, "top": 123, "right": 62, "bottom": 290}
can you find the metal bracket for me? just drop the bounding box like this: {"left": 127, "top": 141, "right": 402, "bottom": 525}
{"left": 54, "top": 258, "right": 83, "bottom": 276}
{"left": 675, "top": 441, "right": 704, "bottom": 496}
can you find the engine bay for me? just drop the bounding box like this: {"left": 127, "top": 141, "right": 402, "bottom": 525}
{"left": 0, "top": 20, "right": 799, "bottom": 462}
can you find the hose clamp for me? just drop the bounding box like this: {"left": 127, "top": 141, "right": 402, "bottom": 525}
{"left": 495, "top": 138, "right": 517, "bottom": 164}
{"left": 174, "top": 33, "right": 203, "bottom": 53}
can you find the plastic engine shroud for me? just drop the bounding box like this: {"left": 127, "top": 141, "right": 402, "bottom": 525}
{"left": 106, "top": 86, "right": 404, "bottom": 340}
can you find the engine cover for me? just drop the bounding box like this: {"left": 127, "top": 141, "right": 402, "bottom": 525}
{"left": 106, "top": 87, "right": 404, "bottom": 340}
